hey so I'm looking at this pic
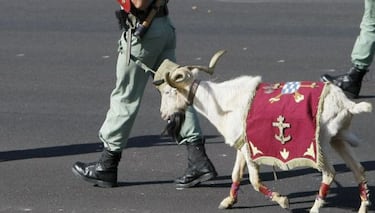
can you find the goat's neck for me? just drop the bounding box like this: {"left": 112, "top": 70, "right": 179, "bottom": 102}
{"left": 193, "top": 82, "right": 230, "bottom": 121}
{"left": 190, "top": 76, "right": 261, "bottom": 145}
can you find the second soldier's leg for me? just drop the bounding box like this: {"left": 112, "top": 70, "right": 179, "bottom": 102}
{"left": 351, "top": 0, "right": 375, "bottom": 68}
{"left": 321, "top": 0, "right": 374, "bottom": 98}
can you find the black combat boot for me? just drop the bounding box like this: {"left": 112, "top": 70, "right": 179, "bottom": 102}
{"left": 72, "top": 149, "right": 121, "bottom": 188}
{"left": 175, "top": 139, "right": 217, "bottom": 189}
{"left": 321, "top": 66, "right": 368, "bottom": 99}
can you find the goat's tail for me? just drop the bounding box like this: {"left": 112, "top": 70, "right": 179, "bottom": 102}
{"left": 349, "top": 101, "right": 372, "bottom": 114}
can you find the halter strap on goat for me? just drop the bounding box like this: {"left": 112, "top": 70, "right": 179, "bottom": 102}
{"left": 187, "top": 80, "right": 200, "bottom": 105}
{"left": 130, "top": 54, "right": 179, "bottom": 79}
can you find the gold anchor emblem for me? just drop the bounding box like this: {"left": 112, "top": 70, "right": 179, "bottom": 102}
{"left": 272, "top": 115, "right": 292, "bottom": 144}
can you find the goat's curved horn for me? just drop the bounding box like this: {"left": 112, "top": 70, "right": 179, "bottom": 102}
{"left": 165, "top": 72, "right": 178, "bottom": 88}
{"left": 165, "top": 69, "right": 193, "bottom": 89}
{"left": 187, "top": 49, "right": 226, "bottom": 75}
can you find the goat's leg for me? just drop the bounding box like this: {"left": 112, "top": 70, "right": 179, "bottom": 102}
{"left": 246, "top": 160, "right": 289, "bottom": 209}
{"left": 310, "top": 164, "right": 335, "bottom": 213}
{"left": 218, "top": 149, "right": 246, "bottom": 209}
{"left": 330, "top": 138, "right": 370, "bottom": 213}
{"left": 236, "top": 143, "right": 289, "bottom": 209}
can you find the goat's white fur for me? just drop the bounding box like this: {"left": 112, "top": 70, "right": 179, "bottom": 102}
{"left": 194, "top": 75, "right": 261, "bottom": 146}
{"left": 158, "top": 69, "right": 372, "bottom": 212}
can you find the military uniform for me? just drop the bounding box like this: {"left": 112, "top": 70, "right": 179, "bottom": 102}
{"left": 72, "top": 0, "right": 216, "bottom": 188}
{"left": 98, "top": 16, "right": 203, "bottom": 151}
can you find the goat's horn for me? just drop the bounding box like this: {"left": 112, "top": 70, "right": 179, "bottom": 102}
{"left": 187, "top": 49, "right": 226, "bottom": 75}
{"left": 165, "top": 69, "right": 192, "bottom": 89}
{"left": 165, "top": 72, "right": 178, "bottom": 88}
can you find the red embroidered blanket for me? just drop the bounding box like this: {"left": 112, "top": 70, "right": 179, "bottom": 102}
{"left": 245, "top": 81, "right": 326, "bottom": 170}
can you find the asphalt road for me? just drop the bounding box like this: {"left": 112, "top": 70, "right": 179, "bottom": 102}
{"left": 1, "top": 0, "right": 374, "bottom": 212}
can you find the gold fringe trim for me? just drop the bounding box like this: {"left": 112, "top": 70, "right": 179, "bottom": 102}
{"left": 234, "top": 82, "right": 261, "bottom": 150}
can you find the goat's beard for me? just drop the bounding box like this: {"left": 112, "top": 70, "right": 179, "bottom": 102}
{"left": 162, "top": 111, "right": 186, "bottom": 143}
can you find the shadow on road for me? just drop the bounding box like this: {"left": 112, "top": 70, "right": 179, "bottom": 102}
{"left": 196, "top": 162, "right": 375, "bottom": 212}
{"left": 0, "top": 135, "right": 220, "bottom": 162}
{"left": 200, "top": 174, "right": 375, "bottom": 212}
{"left": 358, "top": 95, "right": 375, "bottom": 99}
{"left": 0, "top": 142, "right": 104, "bottom": 162}
{"left": 288, "top": 185, "right": 375, "bottom": 212}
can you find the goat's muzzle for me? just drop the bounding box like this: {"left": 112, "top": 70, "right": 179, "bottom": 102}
{"left": 161, "top": 111, "right": 186, "bottom": 143}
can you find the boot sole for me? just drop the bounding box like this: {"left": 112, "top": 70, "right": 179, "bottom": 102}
{"left": 175, "top": 172, "right": 217, "bottom": 189}
{"left": 71, "top": 167, "right": 117, "bottom": 188}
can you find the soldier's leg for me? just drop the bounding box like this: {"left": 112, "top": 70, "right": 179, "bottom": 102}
{"left": 351, "top": 0, "right": 375, "bottom": 68}
{"left": 72, "top": 17, "right": 178, "bottom": 187}
{"left": 321, "top": 0, "right": 374, "bottom": 98}
{"left": 99, "top": 41, "right": 150, "bottom": 152}
{"left": 100, "top": 17, "right": 175, "bottom": 152}
{"left": 72, "top": 33, "right": 151, "bottom": 187}
{"left": 150, "top": 20, "right": 217, "bottom": 187}
{"left": 174, "top": 106, "right": 218, "bottom": 189}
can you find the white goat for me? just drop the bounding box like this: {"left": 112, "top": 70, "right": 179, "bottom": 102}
{"left": 153, "top": 50, "right": 372, "bottom": 213}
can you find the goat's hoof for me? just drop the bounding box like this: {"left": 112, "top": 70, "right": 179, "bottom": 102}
{"left": 277, "top": 196, "right": 289, "bottom": 209}
{"left": 358, "top": 200, "right": 370, "bottom": 213}
{"left": 310, "top": 198, "right": 325, "bottom": 213}
{"left": 271, "top": 192, "right": 289, "bottom": 209}
{"left": 309, "top": 208, "right": 319, "bottom": 213}
{"left": 218, "top": 196, "right": 237, "bottom": 209}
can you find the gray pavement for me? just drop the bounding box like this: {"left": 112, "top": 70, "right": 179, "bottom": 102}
{"left": 1, "top": 0, "right": 374, "bottom": 212}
